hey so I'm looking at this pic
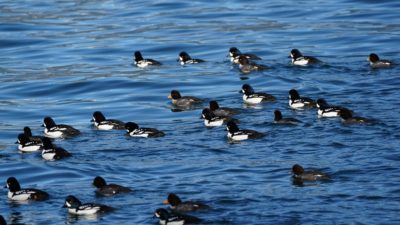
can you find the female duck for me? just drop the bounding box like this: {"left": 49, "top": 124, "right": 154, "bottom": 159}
{"left": 92, "top": 176, "right": 132, "bottom": 197}
{"left": 163, "top": 193, "right": 209, "bottom": 212}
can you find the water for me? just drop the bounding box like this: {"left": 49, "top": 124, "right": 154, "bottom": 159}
{"left": 1, "top": 0, "right": 400, "bottom": 224}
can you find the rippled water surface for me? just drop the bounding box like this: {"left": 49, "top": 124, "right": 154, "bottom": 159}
{"left": 1, "top": 0, "right": 400, "bottom": 224}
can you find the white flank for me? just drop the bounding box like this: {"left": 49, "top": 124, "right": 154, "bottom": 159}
{"left": 19, "top": 144, "right": 41, "bottom": 152}
{"left": 8, "top": 191, "right": 32, "bottom": 201}
{"left": 97, "top": 124, "right": 114, "bottom": 130}
{"left": 42, "top": 150, "right": 56, "bottom": 161}
{"left": 243, "top": 95, "right": 263, "bottom": 104}
{"left": 204, "top": 119, "right": 224, "bottom": 127}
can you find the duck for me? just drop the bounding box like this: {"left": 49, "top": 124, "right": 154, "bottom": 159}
{"left": 316, "top": 98, "right": 348, "bottom": 118}
{"left": 41, "top": 137, "right": 71, "bottom": 161}
{"left": 91, "top": 111, "right": 125, "bottom": 130}
{"left": 92, "top": 176, "right": 132, "bottom": 197}
{"left": 163, "top": 193, "right": 209, "bottom": 212}
{"left": 288, "top": 89, "right": 316, "bottom": 109}
{"left": 15, "top": 133, "right": 43, "bottom": 152}
{"left": 274, "top": 110, "right": 301, "bottom": 125}
{"left": 226, "top": 121, "right": 265, "bottom": 141}
{"left": 125, "top": 122, "right": 165, "bottom": 138}
{"left": 178, "top": 51, "right": 205, "bottom": 65}
{"left": 201, "top": 108, "right": 236, "bottom": 127}
{"left": 339, "top": 109, "right": 373, "bottom": 124}
{"left": 42, "top": 116, "right": 80, "bottom": 138}
{"left": 168, "top": 90, "right": 203, "bottom": 108}
{"left": 237, "top": 55, "right": 269, "bottom": 74}
{"left": 5, "top": 177, "right": 49, "bottom": 201}
{"left": 209, "top": 100, "right": 240, "bottom": 117}
{"left": 368, "top": 53, "right": 393, "bottom": 68}
{"left": 290, "top": 49, "right": 321, "bottom": 66}
{"left": 134, "top": 51, "right": 162, "bottom": 68}
{"left": 154, "top": 208, "right": 202, "bottom": 225}
{"left": 63, "top": 195, "right": 113, "bottom": 215}
{"left": 229, "top": 47, "right": 261, "bottom": 64}
{"left": 292, "top": 164, "right": 330, "bottom": 182}
{"left": 241, "top": 84, "right": 276, "bottom": 104}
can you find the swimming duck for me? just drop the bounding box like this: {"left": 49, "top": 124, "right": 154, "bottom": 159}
{"left": 15, "top": 133, "right": 43, "bottom": 152}
{"left": 201, "top": 108, "right": 236, "bottom": 127}
{"left": 125, "top": 122, "right": 165, "bottom": 138}
{"left": 316, "top": 98, "right": 349, "bottom": 118}
{"left": 288, "top": 89, "right": 316, "bottom": 109}
{"left": 42, "top": 117, "right": 80, "bottom": 138}
{"left": 5, "top": 177, "right": 49, "bottom": 201}
{"left": 154, "top": 208, "right": 202, "bottom": 225}
{"left": 92, "top": 176, "right": 132, "bottom": 197}
{"left": 368, "top": 53, "right": 393, "bottom": 68}
{"left": 237, "top": 55, "right": 269, "bottom": 74}
{"left": 168, "top": 90, "right": 203, "bottom": 108}
{"left": 178, "top": 51, "right": 205, "bottom": 65}
{"left": 163, "top": 193, "right": 209, "bottom": 212}
{"left": 226, "top": 121, "right": 265, "bottom": 141}
{"left": 91, "top": 111, "right": 125, "bottom": 130}
{"left": 292, "top": 164, "right": 330, "bottom": 182}
{"left": 241, "top": 84, "right": 276, "bottom": 104}
{"left": 41, "top": 137, "right": 71, "bottom": 160}
{"left": 274, "top": 110, "right": 301, "bottom": 125}
{"left": 339, "top": 109, "right": 373, "bottom": 124}
{"left": 63, "top": 195, "right": 113, "bottom": 215}
{"left": 209, "top": 100, "right": 240, "bottom": 117}
{"left": 229, "top": 47, "right": 261, "bottom": 63}
{"left": 134, "top": 51, "right": 162, "bottom": 68}
{"left": 290, "top": 49, "right": 321, "bottom": 66}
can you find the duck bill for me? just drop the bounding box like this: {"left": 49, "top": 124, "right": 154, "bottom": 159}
{"left": 162, "top": 199, "right": 169, "bottom": 204}
{"left": 167, "top": 95, "right": 172, "bottom": 99}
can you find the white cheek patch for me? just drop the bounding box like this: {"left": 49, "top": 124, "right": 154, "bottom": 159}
{"left": 65, "top": 201, "right": 72, "bottom": 207}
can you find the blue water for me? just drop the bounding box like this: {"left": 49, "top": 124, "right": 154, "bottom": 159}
{"left": 1, "top": 0, "right": 400, "bottom": 224}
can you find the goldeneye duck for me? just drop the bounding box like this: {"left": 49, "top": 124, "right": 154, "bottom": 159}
{"left": 15, "top": 133, "right": 43, "bottom": 152}
{"left": 290, "top": 49, "right": 321, "bottom": 66}
{"left": 274, "top": 110, "right": 301, "bottom": 125}
{"left": 288, "top": 89, "right": 316, "bottom": 109}
{"left": 201, "top": 108, "right": 236, "bottom": 127}
{"left": 241, "top": 84, "right": 276, "bottom": 104}
{"left": 125, "top": 122, "right": 165, "bottom": 138}
{"left": 5, "top": 177, "right": 49, "bottom": 201}
{"left": 23, "top": 126, "right": 45, "bottom": 144}
{"left": 339, "top": 109, "right": 373, "bottom": 124}
{"left": 226, "top": 121, "right": 265, "bottom": 141}
{"left": 292, "top": 164, "right": 330, "bottom": 182}
{"left": 209, "top": 100, "right": 240, "bottom": 117}
{"left": 229, "top": 47, "right": 261, "bottom": 64}
{"left": 91, "top": 111, "right": 125, "bottom": 130}
{"left": 178, "top": 51, "right": 205, "bottom": 65}
{"left": 41, "top": 137, "right": 71, "bottom": 161}
{"left": 316, "top": 98, "right": 349, "bottom": 118}
{"left": 163, "top": 193, "right": 209, "bottom": 212}
{"left": 237, "top": 55, "right": 269, "bottom": 74}
{"left": 134, "top": 51, "right": 162, "bottom": 68}
{"left": 42, "top": 117, "right": 80, "bottom": 138}
{"left": 63, "top": 195, "right": 113, "bottom": 215}
{"left": 154, "top": 208, "right": 202, "bottom": 225}
{"left": 0, "top": 215, "right": 6, "bottom": 225}
{"left": 368, "top": 53, "right": 393, "bottom": 68}
{"left": 168, "top": 90, "right": 203, "bottom": 107}
{"left": 92, "top": 176, "right": 132, "bottom": 197}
